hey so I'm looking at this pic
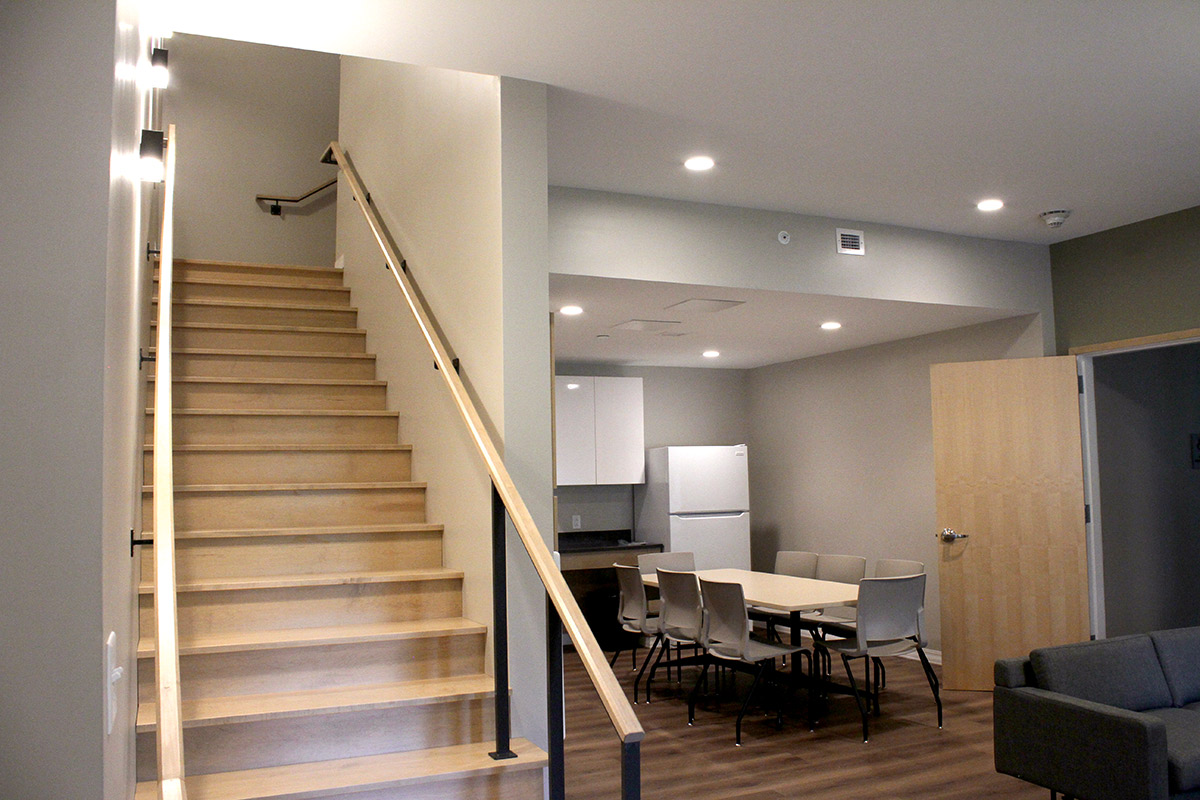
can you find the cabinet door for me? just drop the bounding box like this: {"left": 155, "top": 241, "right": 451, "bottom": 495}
{"left": 555, "top": 376, "right": 596, "bottom": 485}
{"left": 595, "top": 376, "right": 645, "bottom": 484}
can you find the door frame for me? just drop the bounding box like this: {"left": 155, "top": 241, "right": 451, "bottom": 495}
{"left": 1074, "top": 328, "right": 1200, "bottom": 640}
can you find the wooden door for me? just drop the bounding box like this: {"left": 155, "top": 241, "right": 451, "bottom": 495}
{"left": 931, "top": 356, "right": 1090, "bottom": 690}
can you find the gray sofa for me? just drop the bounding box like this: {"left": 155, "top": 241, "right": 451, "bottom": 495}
{"left": 994, "top": 627, "right": 1200, "bottom": 800}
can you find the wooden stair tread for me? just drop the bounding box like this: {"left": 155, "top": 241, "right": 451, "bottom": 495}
{"left": 137, "top": 618, "right": 487, "bottom": 658}
{"left": 136, "top": 674, "right": 495, "bottom": 731}
{"left": 153, "top": 348, "right": 374, "bottom": 360}
{"left": 140, "top": 567, "right": 463, "bottom": 594}
{"left": 133, "top": 739, "right": 545, "bottom": 800}
{"left": 149, "top": 409, "right": 397, "bottom": 417}
{"left": 172, "top": 258, "right": 339, "bottom": 274}
{"left": 154, "top": 298, "right": 356, "bottom": 312}
{"left": 143, "top": 523, "right": 443, "bottom": 540}
{"left": 142, "top": 481, "right": 426, "bottom": 493}
{"left": 151, "top": 321, "right": 365, "bottom": 335}
{"left": 158, "top": 276, "right": 351, "bottom": 293}
{"left": 144, "top": 444, "right": 412, "bottom": 453}
{"left": 148, "top": 376, "right": 387, "bottom": 387}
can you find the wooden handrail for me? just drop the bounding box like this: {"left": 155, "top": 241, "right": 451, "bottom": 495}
{"left": 153, "top": 124, "right": 188, "bottom": 800}
{"left": 327, "top": 141, "right": 644, "bottom": 745}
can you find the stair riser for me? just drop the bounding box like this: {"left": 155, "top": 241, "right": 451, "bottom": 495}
{"left": 138, "top": 633, "right": 487, "bottom": 701}
{"left": 141, "top": 579, "right": 463, "bottom": 638}
{"left": 164, "top": 280, "right": 351, "bottom": 306}
{"left": 136, "top": 699, "right": 493, "bottom": 781}
{"left": 149, "top": 381, "right": 388, "bottom": 411}
{"left": 160, "top": 352, "right": 377, "bottom": 380}
{"left": 144, "top": 448, "right": 412, "bottom": 485}
{"left": 164, "top": 325, "right": 366, "bottom": 353}
{"left": 165, "top": 262, "right": 345, "bottom": 286}
{"left": 146, "top": 412, "right": 399, "bottom": 445}
{"left": 302, "top": 771, "right": 546, "bottom": 800}
{"left": 140, "top": 531, "right": 443, "bottom": 581}
{"left": 142, "top": 485, "right": 426, "bottom": 529}
{"left": 165, "top": 301, "right": 358, "bottom": 328}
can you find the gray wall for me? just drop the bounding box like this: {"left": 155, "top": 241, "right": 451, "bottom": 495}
{"left": 1094, "top": 343, "right": 1200, "bottom": 635}
{"left": 554, "top": 365, "right": 749, "bottom": 534}
{"left": 0, "top": 2, "right": 144, "bottom": 798}
{"left": 337, "top": 58, "right": 552, "bottom": 751}
{"left": 165, "top": 34, "right": 339, "bottom": 266}
{"left": 1050, "top": 205, "right": 1200, "bottom": 354}
{"left": 550, "top": 187, "right": 1057, "bottom": 354}
{"left": 746, "top": 315, "right": 1045, "bottom": 650}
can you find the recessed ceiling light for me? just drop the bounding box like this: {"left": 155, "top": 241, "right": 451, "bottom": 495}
{"left": 566, "top": 383, "right": 580, "bottom": 390}
{"left": 684, "top": 155, "right": 715, "bottom": 172}
{"left": 976, "top": 198, "right": 1004, "bottom": 212}
{"left": 702, "top": 350, "right": 720, "bottom": 358}
{"left": 820, "top": 321, "right": 842, "bottom": 331}
{"left": 559, "top": 305, "right": 583, "bottom": 316}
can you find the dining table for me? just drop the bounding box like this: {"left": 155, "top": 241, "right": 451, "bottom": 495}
{"left": 642, "top": 567, "right": 859, "bottom": 649}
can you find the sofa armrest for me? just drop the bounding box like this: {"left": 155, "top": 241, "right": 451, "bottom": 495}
{"left": 994, "top": 685, "right": 1170, "bottom": 800}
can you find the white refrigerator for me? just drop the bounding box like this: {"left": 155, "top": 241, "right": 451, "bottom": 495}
{"left": 634, "top": 445, "right": 752, "bottom": 571}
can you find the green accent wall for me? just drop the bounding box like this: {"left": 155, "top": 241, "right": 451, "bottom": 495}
{"left": 1050, "top": 205, "right": 1200, "bottom": 354}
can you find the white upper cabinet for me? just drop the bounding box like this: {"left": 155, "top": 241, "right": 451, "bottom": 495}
{"left": 555, "top": 375, "right": 645, "bottom": 485}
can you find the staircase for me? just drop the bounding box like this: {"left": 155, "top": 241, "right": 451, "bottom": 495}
{"left": 136, "top": 259, "right": 545, "bottom": 799}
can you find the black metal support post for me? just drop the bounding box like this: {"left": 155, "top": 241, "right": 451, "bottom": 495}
{"left": 547, "top": 596, "right": 565, "bottom": 800}
{"left": 489, "top": 483, "right": 517, "bottom": 760}
{"left": 621, "top": 740, "right": 642, "bottom": 800}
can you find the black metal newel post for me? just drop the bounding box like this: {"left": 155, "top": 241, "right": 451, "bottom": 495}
{"left": 547, "top": 596, "right": 566, "bottom": 800}
{"left": 622, "top": 740, "right": 642, "bottom": 800}
{"left": 489, "top": 483, "right": 516, "bottom": 760}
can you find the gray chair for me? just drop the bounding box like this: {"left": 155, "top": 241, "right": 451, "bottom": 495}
{"left": 819, "top": 573, "right": 941, "bottom": 742}
{"left": 873, "top": 558, "right": 925, "bottom": 578}
{"left": 798, "top": 554, "right": 867, "bottom": 673}
{"left": 611, "top": 563, "right": 662, "bottom": 704}
{"left": 645, "top": 567, "right": 706, "bottom": 703}
{"left": 689, "top": 578, "right": 811, "bottom": 745}
{"left": 637, "top": 550, "right": 695, "bottom": 575}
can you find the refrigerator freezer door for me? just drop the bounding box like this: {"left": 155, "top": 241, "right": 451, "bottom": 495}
{"left": 668, "top": 512, "right": 751, "bottom": 571}
{"left": 666, "top": 445, "right": 750, "bottom": 514}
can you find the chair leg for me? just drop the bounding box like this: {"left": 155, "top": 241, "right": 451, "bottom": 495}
{"left": 735, "top": 662, "right": 766, "bottom": 746}
{"left": 916, "top": 646, "right": 942, "bottom": 729}
{"left": 871, "top": 657, "right": 881, "bottom": 717}
{"left": 631, "top": 642, "right": 639, "bottom": 671}
{"left": 875, "top": 656, "right": 887, "bottom": 689}
{"left": 688, "top": 660, "right": 712, "bottom": 725}
{"left": 645, "top": 639, "right": 671, "bottom": 704}
{"left": 609, "top": 648, "right": 621, "bottom": 668}
{"left": 632, "top": 634, "right": 661, "bottom": 705}
{"left": 841, "top": 654, "right": 870, "bottom": 743}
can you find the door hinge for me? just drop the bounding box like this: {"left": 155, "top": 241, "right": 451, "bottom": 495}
{"left": 1084, "top": 504, "right": 1091, "bottom": 524}
{"left": 1078, "top": 375, "right": 1084, "bottom": 394}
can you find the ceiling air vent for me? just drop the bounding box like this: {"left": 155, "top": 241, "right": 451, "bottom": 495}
{"left": 836, "top": 228, "right": 865, "bottom": 256}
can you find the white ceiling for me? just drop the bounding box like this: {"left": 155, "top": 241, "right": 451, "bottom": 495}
{"left": 550, "top": 275, "right": 1021, "bottom": 369}
{"left": 171, "top": 0, "right": 1200, "bottom": 368}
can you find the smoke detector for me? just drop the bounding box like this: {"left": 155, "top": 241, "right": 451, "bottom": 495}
{"left": 1040, "top": 209, "right": 1071, "bottom": 228}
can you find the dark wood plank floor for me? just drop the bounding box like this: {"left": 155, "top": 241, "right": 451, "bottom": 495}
{"left": 564, "top": 648, "right": 1044, "bottom": 799}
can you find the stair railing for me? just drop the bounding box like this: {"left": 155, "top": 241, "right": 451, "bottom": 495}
{"left": 324, "top": 141, "right": 644, "bottom": 800}
{"left": 151, "top": 124, "right": 189, "bottom": 800}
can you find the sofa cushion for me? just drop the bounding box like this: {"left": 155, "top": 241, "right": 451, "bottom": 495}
{"left": 1151, "top": 627, "right": 1200, "bottom": 707}
{"left": 1144, "top": 707, "right": 1200, "bottom": 792}
{"left": 1030, "top": 634, "right": 1173, "bottom": 712}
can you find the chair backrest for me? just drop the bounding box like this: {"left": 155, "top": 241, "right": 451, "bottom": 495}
{"left": 699, "top": 579, "right": 751, "bottom": 661}
{"left": 874, "top": 558, "right": 925, "bottom": 578}
{"left": 775, "top": 550, "right": 818, "bottom": 578}
{"left": 855, "top": 573, "right": 927, "bottom": 646}
{"left": 638, "top": 550, "right": 695, "bottom": 575}
{"left": 614, "top": 563, "right": 650, "bottom": 632}
{"left": 816, "top": 553, "right": 867, "bottom": 584}
{"left": 657, "top": 568, "right": 704, "bottom": 643}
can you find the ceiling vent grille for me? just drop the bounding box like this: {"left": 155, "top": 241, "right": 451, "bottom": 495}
{"left": 836, "top": 228, "right": 865, "bottom": 256}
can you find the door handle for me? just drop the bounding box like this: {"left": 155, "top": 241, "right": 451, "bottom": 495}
{"left": 938, "top": 528, "right": 969, "bottom": 543}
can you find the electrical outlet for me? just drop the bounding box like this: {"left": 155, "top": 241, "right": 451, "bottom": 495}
{"left": 571, "top": 514, "right": 582, "bottom": 530}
